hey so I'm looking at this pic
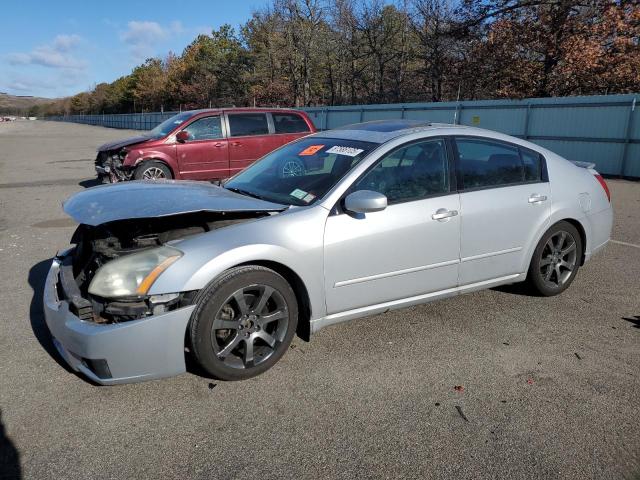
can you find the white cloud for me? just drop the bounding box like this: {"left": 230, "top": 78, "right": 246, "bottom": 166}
{"left": 7, "top": 34, "right": 85, "bottom": 70}
{"left": 120, "top": 20, "right": 184, "bottom": 61}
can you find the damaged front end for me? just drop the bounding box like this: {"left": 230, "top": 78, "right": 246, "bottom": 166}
{"left": 95, "top": 149, "right": 134, "bottom": 182}
{"left": 61, "top": 211, "right": 265, "bottom": 324}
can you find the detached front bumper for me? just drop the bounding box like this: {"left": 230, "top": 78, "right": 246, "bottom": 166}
{"left": 43, "top": 255, "right": 195, "bottom": 385}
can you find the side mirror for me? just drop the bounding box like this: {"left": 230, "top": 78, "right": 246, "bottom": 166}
{"left": 344, "top": 190, "right": 387, "bottom": 214}
{"left": 176, "top": 131, "right": 189, "bottom": 143}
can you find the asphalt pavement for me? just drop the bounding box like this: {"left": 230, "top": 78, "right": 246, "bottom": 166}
{"left": 0, "top": 120, "right": 639, "bottom": 479}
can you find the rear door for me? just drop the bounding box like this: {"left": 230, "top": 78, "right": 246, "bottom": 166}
{"left": 176, "top": 115, "right": 229, "bottom": 180}
{"left": 453, "top": 136, "right": 551, "bottom": 285}
{"left": 225, "top": 112, "right": 273, "bottom": 175}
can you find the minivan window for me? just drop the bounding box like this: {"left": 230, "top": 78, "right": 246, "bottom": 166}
{"left": 272, "top": 113, "right": 310, "bottom": 134}
{"left": 182, "top": 116, "right": 222, "bottom": 141}
{"left": 228, "top": 113, "right": 269, "bottom": 137}
{"left": 148, "top": 111, "right": 195, "bottom": 139}
{"left": 455, "top": 138, "right": 523, "bottom": 189}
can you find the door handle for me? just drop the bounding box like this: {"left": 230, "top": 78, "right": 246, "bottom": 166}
{"left": 231, "top": 142, "right": 242, "bottom": 147}
{"left": 214, "top": 142, "right": 225, "bottom": 148}
{"left": 432, "top": 209, "right": 459, "bottom": 221}
{"left": 528, "top": 194, "right": 548, "bottom": 204}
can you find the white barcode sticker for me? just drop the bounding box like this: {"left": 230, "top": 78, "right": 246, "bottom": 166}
{"left": 326, "top": 145, "right": 364, "bottom": 157}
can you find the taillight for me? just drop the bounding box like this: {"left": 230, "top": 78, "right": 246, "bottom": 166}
{"left": 594, "top": 173, "right": 611, "bottom": 202}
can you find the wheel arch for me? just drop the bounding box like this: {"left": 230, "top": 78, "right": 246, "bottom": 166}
{"left": 561, "top": 218, "right": 587, "bottom": 266}
{"left": 136, "top": 158, "right": 176, "bottom": 177}
{"left": 235, "top": 260, "right": 312, "bottom": 341}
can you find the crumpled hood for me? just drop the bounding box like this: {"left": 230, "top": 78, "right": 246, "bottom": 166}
{"left": 63, "top": 180, "right": 287, "bottom": 226}
{"left": 97, "top": 135, "right": 152, "bottom": 152}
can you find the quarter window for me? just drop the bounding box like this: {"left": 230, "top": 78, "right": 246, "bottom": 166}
{"left": 182, "top": 116, "right": 222, "bottom": 141}
{"left": 522, "top": 149, "right": 543, "bottom": 182}
{"left": 228, "top": 113, "right": 269, "bottom": 136}
{"left": 272, "top": 113, "right": 310, "bottom": 133}
{"left": 353, "top": 139, "right": 449, "bottom": 204}
{"left": 455, "top": 138, "right": 524, "bottom": 189}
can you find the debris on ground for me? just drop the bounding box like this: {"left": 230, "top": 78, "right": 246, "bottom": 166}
{"left": 575, "top": 352, "right": 582, "bottom": 360}
{"left": 527, "top": 378, "right": 534, "bottom": 385}
{"left": 208, "top": 383, "right": 216, "bottom": 390}
{"left": 454, "top": 385, "right": 464, "bottom": 393}
{"left": 455, "top": 405, "right": 469, "bottom": 422}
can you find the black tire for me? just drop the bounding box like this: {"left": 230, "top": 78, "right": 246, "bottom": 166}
{"left": 133, "top": 160, "right": 173, "bottom": 180}
{"left": 189, "top": 266, "right": 298, "bottom": 381}
{"left": 526, "top": 221, "right": 582, "bottom": 296}
{"left": 279, "top": 158, "right": 306, "bottom": 178}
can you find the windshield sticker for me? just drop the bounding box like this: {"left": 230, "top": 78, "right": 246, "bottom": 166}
{"left": 303, "top": 193, "right": 316, "bottom": 203}
{"left": 326, "top": 145, "right": 364, "bottom": 157}
{"left": 290, "top": 188, "right": 308, "bottom": 200}
{"left": 299, "top": 145, "right": 324, "bottom": 156}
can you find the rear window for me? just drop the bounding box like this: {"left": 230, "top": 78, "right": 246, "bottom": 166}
{"left": 272, "top": 113, "right": 310, "bottom": 134}
{"left": 228, "top": 113, "right": 269, "bottom": 136}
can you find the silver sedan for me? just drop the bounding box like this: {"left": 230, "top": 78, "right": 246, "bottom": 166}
{"left": 43, "top": 120, "right": 613, "bottom": 384}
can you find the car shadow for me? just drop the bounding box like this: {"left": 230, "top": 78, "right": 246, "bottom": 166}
{"left": 27, "top": 259, "right": 74, "bottom": 373}
{"left": 622, "top": 316, "right": 640, "bottom": 329}
{"left": 0, "top": 409, "right": 21, "bottom": 480}
{"left": 78, "top": 178, "right": 102, "bottom": 189}
{"left": 491, "top": 282, "right": 533, "bottom": 296}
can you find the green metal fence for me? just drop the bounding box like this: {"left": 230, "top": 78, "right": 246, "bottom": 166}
{"left": 46, "top": 94, "right": 639, "bottom": 177}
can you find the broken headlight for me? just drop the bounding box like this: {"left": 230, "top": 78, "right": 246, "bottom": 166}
{"left": 88, "top": 246, "right": 182, "bottom": 298}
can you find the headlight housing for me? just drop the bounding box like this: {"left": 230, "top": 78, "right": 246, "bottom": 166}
{"left": 88, "top": 246, "right": 182, "bottom": 298}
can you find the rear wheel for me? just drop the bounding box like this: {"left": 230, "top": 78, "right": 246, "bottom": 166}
{"left": 134, "top": 160, "right": 172, "bottom": 180}
{"left": 526, "top": 221, "right": 582, "bottom": 296}
{"left": 189, "top": 266, "right": 298, "bottom": 381}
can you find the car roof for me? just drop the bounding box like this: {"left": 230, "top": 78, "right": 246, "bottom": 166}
{"left": 311, "top": 120, "right": 471, "bottom": 144}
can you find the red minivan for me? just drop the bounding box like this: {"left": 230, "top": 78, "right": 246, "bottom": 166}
{"left": 95, "top": 108, "right": 317, "bottom": 182}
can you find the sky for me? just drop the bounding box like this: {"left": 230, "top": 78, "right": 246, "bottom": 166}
{"left": 0, "top": 0, "right": 268, "bottom": 98}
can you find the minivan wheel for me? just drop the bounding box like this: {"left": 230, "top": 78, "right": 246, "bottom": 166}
{"left": 189, "top": 266, "right": 298, "bottom": 381}
{"left": 526, "top": 221, "right": 582, "bottom": 296}
{"left": 134, "top": 160, "right": 173, "bottom": 180}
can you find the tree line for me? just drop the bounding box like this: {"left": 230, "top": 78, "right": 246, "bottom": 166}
{"left": 33, "top": 0, "right": 639, "bottom": 117}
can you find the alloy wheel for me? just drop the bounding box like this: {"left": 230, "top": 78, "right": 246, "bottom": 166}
{"left": 539, "top": 230, "right": 578, "bottom": 288}
{"left": 210, "top": 284, "right": 289, "bottom": 369}
{"left": 142, "top": 167, "right": 166, "bottom": 180}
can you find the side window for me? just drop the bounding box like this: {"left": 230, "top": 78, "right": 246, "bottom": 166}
{"left": 455, "top": 138, "right": 523, "bottom": 189}
{"left": 353, "top": 139, "right": 449, "bottom": 204}
{"left": 272, "top": 113, "right": 310, "bottom": 134}
{"left": 228, "top": 113, "right": 269, "bottom": 137}
{"left": 182, "top": 116, "right": 222, "bottom": 141}
{"left": 521, "top": 149, "right": 542, "bottom": 182}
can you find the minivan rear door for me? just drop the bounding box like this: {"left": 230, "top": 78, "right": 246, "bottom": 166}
{"left": 225, "top": 112, "right": 273, "bottom": 175}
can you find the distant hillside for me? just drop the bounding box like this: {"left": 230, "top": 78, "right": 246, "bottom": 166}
{"left": 0, "top": 93, "right": 54, "bottom": 115}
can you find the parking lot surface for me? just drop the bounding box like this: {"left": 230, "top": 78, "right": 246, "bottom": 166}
{"left": 0, "top": 120, "right": 639, "bottom": 479}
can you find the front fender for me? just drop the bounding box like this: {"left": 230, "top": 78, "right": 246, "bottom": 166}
{"left": 148, "top": 206, "right": 329, "bottom": 320}
{"left": 123, "top": 148, "right": 178, "bottom": 177}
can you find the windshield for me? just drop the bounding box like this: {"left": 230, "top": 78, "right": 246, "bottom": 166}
{"left": 224, "top": 137, "right": 377, "bottom": 206}
{"left": 148, "top": 111, "right": 196, "bottom": 139}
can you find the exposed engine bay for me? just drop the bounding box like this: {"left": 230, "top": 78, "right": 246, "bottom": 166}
{"left": 95, "top": 149, "right": 132, "bottom": 182}
{"left": 61, "top": 211, "right": 266, "bottom": 324}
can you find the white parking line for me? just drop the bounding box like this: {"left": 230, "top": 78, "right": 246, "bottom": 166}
{"left": 611, "top": 239, "right": 640, "bottom": 249}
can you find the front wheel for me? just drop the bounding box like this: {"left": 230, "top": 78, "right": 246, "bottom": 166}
{"left": 526, "top": 221, "right": 582, "bottom": 296}
{"left": 134, "top": 160, "right": 173, "bottom": 180}
{"left": 189, "top": 266, "right": 298, "bottom": 381}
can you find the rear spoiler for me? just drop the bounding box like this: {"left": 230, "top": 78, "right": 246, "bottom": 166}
{"left": 571, "top": 160, "right": 596, "bottom": 170}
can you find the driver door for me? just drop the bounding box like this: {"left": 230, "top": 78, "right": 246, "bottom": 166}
{"left": 323, "top": 138, "right": 461, "bottom": 314}
{"left": 176, "top": 115, "right": 229, "bottom": 180}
